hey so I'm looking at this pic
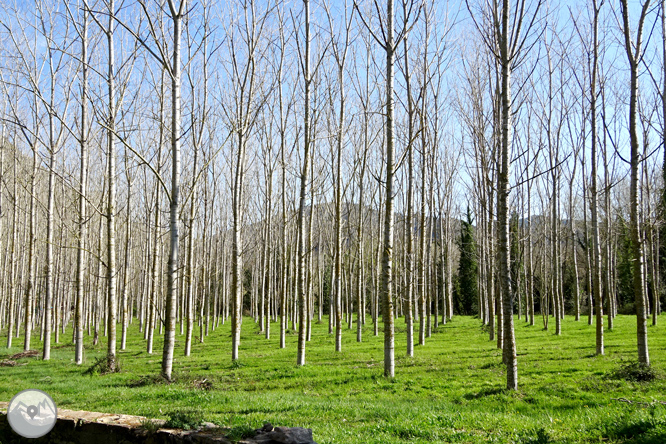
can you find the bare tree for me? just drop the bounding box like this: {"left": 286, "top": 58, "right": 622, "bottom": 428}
{"left": 619, "top": 0, "right": 652, "bottom": 366}
{"left": 295, "top": 0, "right": 313, "bottom": 366}
{"left": 466, "top": 0, "right": 542, "bottom": 390}
{"left": 117, "top": 0, "right": 188, "bottom": 380}
{"left": 104, "top": 0, "right": 118, "bottom": 365}
{"left": 183, "top": 0, "right": 212, "bottom": 357}
{"left": 64, "top": 0, "right": 91, "bottom": 363}
{"left": 324, "top": 0, "right": 353, "bottom": 354}
{"left": 400, "top": 2, "right": 417, "bottom": 357}
{"left": 577, "top": 0, "right": 605, "bottom": 356}
{"left": 219, "top": 0, "right": 272, "bottom": 362}
{"left": 356, "top": 0, "right": 421, "bottom": 377}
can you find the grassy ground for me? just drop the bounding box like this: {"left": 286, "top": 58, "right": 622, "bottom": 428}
{"left": 1, "top": 314, "right": 665, "bottom": 443}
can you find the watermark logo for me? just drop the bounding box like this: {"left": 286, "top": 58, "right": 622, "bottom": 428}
{"left": 7, "top": 389, "right": 57, "bottom": 438}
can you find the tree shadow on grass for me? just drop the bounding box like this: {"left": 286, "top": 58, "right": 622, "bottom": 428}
{"left": 462, "top": 387, "right": 506, "bottom": 400}
{"left": 609, "top": 425, "right": 666, "bottom": 444}
{"left": 125, "top": 374, "right": 171, "bottom": 388}
{"left": 600, "top": 414, "right": 666, "bottom": 444}
{"left": 627, "top": 432, "right": 666, "bottom": 444}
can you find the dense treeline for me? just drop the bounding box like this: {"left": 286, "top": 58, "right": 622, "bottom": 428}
{"left": 0, "top": 0, "right": 663, "bottom": 389}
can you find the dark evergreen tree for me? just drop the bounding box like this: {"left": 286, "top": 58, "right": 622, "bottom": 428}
{"left": 456, "top": 207, "right": 478, "bottom": 315}
{"left": 616, "top": 214, "right": 634, "bottom": 312}
{"left": 509, "top": 212, "right": 524, "bottom": 306}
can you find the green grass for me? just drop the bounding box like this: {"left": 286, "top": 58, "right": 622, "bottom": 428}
{"left": 1, "top": 315, "right": 666, "bottom": 443}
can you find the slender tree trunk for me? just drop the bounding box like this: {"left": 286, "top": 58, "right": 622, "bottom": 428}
{"left": 121, "top": 156, "right": 131, "bottom": 350}
{"left": 6, "top": 142, "right": 18, "bottom": 349}
{"left": 334, "top": 47, "right": 344, "bottom": 354}
{"left": 184, "top": 130, "right": 199, "bottom": 357}
{"left": 418, "top": 102, "right": 428, "bottom": 346}
{"left": 280, "top": 131, "right": 288, "bottom": 349}
{"left": 356, "top": 113, "right": 368, "bottom": 343}
{"left": 42, "top": 135, "right": 55, "bottom": 360}
{"left": 403, "top": 34, "right": 415, "bottom": 357}
{"left": 161, "top": 0, "right": 185, "bottom": 381}
{"left": 381, "top": 0, "right": 396, "bottom": 377}
{"left": 147, "top": 67, "right": 165, "bottom": 354}
{"left": 488, "top": 196, "right": 495, "bottom": 341}
{"left": 74, "top": 7, "right": 88, "bottom": 363}
{"left": 231, "top": 129, "right": 245, "bottom": 362}
{"left": 661, "top": 0, "right": 666, "bottom": 325}
{"left": 262, "top": 158, "right": 273, "bottom": 339}
{"left": 591, "top": 0, "right": 604, "bottom": 355}
{"left": 296, "top": 0, "right": 312, "bottom": 366}
{"left": 569, "top": 156, "right": 580, "bottom": 322}
{"left": 498, "top": 0, "right": 517, "bottom": 389}
{"left": 439, "top": 209, "right": 447, "bottom": 325}
{"left": 374, "top": 187, "right": 383, "bottom": 337}
{"left": 106, "top": 0, "right": 118, "bottom": 365}
{"left": 527, "top": 180, "right": 535, "bottom": 326}
{"left": 620, "top": 0, "right": 651, "bottom": 366}
{"left": 582, "top": 144, "right": 593, "bottom": 326}
{"left": 94, "top": 209, "right": 104, "bottom": 347}
{"left": 306, "top": 161, "right": 315, "bottom": 342}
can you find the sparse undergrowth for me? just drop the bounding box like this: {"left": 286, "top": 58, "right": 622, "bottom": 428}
{"left": 611, "top": 361, "right": 662, "bottom": 383}
{"left": 126, "top": 373, "right": 171, "bottom": 387}
{"left": 225, "top": 424, "right": 256, "bottom": 442}
{"left": 83, "top": 354, "right": 121, "bottom": 376}
{"left": 164, "top": 408, "right": 205, "bottom": 430}
{"left": 139, "top": 418, "right": 160, "bottom": 433}
{"left": 1, "top": 315, "right": 665, "bottom": 444}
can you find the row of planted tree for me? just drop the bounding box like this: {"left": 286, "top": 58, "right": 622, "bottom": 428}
{"left": 0, "top": 0, "right": 663, "bottom": 389}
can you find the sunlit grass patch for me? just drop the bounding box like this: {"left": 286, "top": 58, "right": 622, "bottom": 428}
{"left": 0, "top": 314, "right": 665, "bottom": 443}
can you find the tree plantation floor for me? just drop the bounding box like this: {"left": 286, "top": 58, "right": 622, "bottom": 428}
{"left": 1, "top": 315, "right": 665, "bottom": 443}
